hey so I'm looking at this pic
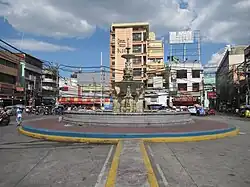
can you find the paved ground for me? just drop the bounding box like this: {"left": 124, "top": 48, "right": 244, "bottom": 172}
{"left": 0, "top": 115, "right": 113, "bottom": 187}
{"left": 24, "top": 118, "right": 230, "bottom": 133}
{"left": 147, "top": 115, "right": 250, "bottom": 187}
{"left": 1, "top": 114, "right": 250, "bottom": 187}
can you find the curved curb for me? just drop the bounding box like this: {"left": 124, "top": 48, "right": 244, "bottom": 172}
{"left": 19, "top": 125, "right": 239, "bottom": 143}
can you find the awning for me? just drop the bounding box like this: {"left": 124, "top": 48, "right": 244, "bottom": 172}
{"left": 58, "top": 97, "right": 111, "bottom": 105}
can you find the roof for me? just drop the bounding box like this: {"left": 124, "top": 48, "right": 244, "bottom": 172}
{"left": 0, "top": 51, "right": 20, "bottom": 64}
{"left": 111, "top": 22, "right": 149, "bottom": 30}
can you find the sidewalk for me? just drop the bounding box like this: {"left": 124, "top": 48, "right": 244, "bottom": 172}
{"left": 105, "top": 140, "right": 158, "bottom": 187}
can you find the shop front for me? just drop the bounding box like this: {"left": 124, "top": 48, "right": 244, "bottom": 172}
{"left": 173, "top": 96, "right": 199, "bottom": 106}
{"left": 58, "top": 97, "right": 111, "bottom": 106}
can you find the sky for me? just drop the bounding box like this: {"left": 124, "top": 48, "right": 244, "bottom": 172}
{"left": 0, "top": 0, "right": 249, "bottom": 77}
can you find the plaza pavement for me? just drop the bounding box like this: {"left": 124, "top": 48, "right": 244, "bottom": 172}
{"left": 0, "top": 115, "right": 249, "bottom": 186}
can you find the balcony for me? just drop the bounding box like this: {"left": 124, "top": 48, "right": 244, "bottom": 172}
{"left": 42, "top": 86, "right": 57, "bottom": 91}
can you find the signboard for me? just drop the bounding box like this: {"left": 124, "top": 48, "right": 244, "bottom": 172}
{"left": 153, "top": 77, "right": 163, "bottom": 88}
{"left": 173, "top": 96, "right": 197, "bottom": 102}
{"left": 169, "top": 31, "right": 194, "bottom": 44}
{"left": 207, "top": 92, "right": 216, "bottom": 99}
{"left": 204, "top": 72, "right": 216, "bottom": 85}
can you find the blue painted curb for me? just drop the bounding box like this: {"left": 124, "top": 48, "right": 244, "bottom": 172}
{"left": 22, "top": 125, "right": 237, "bottom": 139}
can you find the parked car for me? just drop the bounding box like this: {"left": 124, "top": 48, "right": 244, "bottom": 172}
{"left": 188, "top": 106, "right": 197, "bottom": 115}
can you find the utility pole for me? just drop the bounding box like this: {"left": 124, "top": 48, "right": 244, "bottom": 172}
{"left": 93, "top": 77, "right": 96, "bottom": 110}
{"left": 100, "top": 52, "right": 103, "bottom": 109}
{"left": 55, "top": 63, "right": 60, "bottom": 105}
{"left": 202, "top": 77, "right": 205, "bottom": 106}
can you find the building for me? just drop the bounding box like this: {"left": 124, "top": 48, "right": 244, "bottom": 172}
{"left": 168, "top": 61, "right": 203, "bottom": 106}
{"left": 243, "top": 45, "right": 250, "bottom": 105}
{"left": 216, "top": 45, "right": 247, "bottom": 109}
{"left": 58, "top": 72, "right": 111, "bottom": 109}
{"left": 144, "top": 32, "right": 168, "bottom": 109}
{"left": 203, "top": 63, "right": 218, "bottom": 108}
{"left": 110, "top": 22, "right": 149, "bottom": 84}
{"left": 0, "top": 51, "right": 24, "bottom": 106}
{"left": 41, "top": 68, "right": 58, "bottom": 105}
{"left": 17, "top": 53, "right": 43, "bottom": 106}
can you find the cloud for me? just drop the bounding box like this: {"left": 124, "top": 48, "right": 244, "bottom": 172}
{"left": 0, "top": 0, "right": 249, "bottom": 44}
{"left": 7, "top": 39, "right": 76, "bottom": 52}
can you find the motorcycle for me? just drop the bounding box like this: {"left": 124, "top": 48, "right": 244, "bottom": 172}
{"left": 0, "top": 111, "right": 10, "bottom": 126}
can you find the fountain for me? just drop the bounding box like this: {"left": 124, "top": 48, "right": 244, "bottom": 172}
{"left": 112, "top": 38, "right": 144, "bottom": 113}
{"left": 62, "top": 38, "right": 193, "bottom": 127}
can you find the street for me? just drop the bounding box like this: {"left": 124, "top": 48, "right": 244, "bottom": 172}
{"left": 0, "top": 115, "right": 250, "bottom": 187}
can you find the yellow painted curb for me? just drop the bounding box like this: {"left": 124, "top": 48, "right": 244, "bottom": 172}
{"left": 140, "top": 141, "right": 159, "bottom": 187}
{"left": 143, "top": 129, "right": 239, "bottom": 143}
{"left": 105, "top": 141, "right": 123, "bottom": 187}
{"left": 19, "top": 127, "right": 239, "bottom": 143}
{"left": 18, "top": 127, "right": 119, "bottom": 144}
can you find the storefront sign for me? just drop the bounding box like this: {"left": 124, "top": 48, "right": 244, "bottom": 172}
{"left": 174, "top": 96, "right": 197, "bottom": 102}
{"left": 207, "top": 91, "right": 216, "bottom": 99}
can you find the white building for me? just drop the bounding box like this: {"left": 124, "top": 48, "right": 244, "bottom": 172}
{"left": 169, "top": 61, "right": 203, "bottom": 106}
{"left": 59, "top": 77, "right": 79, "bottom": 98}
{"left": 42, "top": 69, "right": 57, "bottom": 97}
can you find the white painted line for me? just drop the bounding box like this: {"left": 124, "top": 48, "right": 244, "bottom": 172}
{"left": 94, "top": 145, "right": 114, "bottom": 187}
{"left": 148, "top": 145, "right": 169, "bottom": 187}
{"left": 147, "top": 145, "right": 154, "bottom": 157}
{"left": 239, "top": 132, "right": 246, "bottom": 135}
{"left": 156, "top": 163, "right": 169, "bottom": 187}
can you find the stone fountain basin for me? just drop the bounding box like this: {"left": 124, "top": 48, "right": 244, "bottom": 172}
{"left": 62, "top": 110, "right": 193, "bottom": 128}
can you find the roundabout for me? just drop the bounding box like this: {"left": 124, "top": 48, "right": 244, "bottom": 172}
{"left": 19, "top": 117, "right": 239, "bottom": 143}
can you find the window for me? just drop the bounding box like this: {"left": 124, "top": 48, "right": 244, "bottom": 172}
{"left": 133, "top": 45, "right": 142, "bottom": 53}
{"left": 143, "top": 32, "right": 147, "bottom": 41}
{"left": 133, "top": 68, "right": 141, "bottom": 77}
{"left": 112, "top": 60, "right": 115, "bottom": 65}
{"left": 150, "top": 97, "right": 157, "bottom": 102}
{"left": 143, "top": 44, "right": 146, "bottom": 53}
{"left": 177, "top": 70, "right": 187, "bottom": 78}
{"left": 147, "top": 83, "right": 153, "bottom": 88}
{"left": 111, "top": 34, "right": 115, "bottom": 41}
{"left": 111, "top": 46, "right": 115, "bottom": 54}
{"left": 192, "top": 70, "right": 200, "bottom": 78}
{"left": 178, "top": 83, "right": 187, "bottom": 91}
{"left": 0, "top": 72, "right": 16, "bottom": 84}
{"left": 132, "top": 57, "right": 141, "bottom": 65}
{"left": 112, "top": 71, "right": 115, "bottom": 78}
{"left": 0, "top": 58, "right": 17, "bottom": 69}
{"left": 133, "top": 33, "right": 142, "bottom": 41}
{"left": 192, "top": 83, "right": 199, "bottom": 92}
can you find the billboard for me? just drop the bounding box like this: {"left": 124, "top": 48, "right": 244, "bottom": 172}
{"left": 169, "top": 31, "right": 194, "bottom": 44}
{"left": 207, "top": 92, "right": 216, "bottom": 99}
{"left": 204, "top": 72, "right": 216, "bottom": 85}
{"left": 153, "top": 77, "right": 163, "bottom": 88}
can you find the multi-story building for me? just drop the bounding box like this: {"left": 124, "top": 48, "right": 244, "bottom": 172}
{"left": 216, "top": 45, "right": 247, "bottom": 109}
{"left": 58, "top": 72, "right": 111, "bottom": 109}
{"left": 203, "top": 63, "right": 218, "bottom": 108}
{"left": 110, "top": 22, "right": 149, "bottom": 84}
{"left": 244, "top": 45, "right": 250, "bottom": 105}
{"left": 41, "top": 68, "right": 58, "bottom": 105}
{"left": 144, "top": 32, "right": 168, "bottom": 109}
{"left": 17, "top": 53, "right": 43, "bottom": 106}
{"left": 0, "top": 51, "right": 24, "bottom": 106}
{"left": 168, "top": 61, "right": 203, "bottom": 106}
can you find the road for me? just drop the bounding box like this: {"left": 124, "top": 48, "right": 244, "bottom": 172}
{"left": 0, "top": 115, "right": 250, "bottom": 187}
